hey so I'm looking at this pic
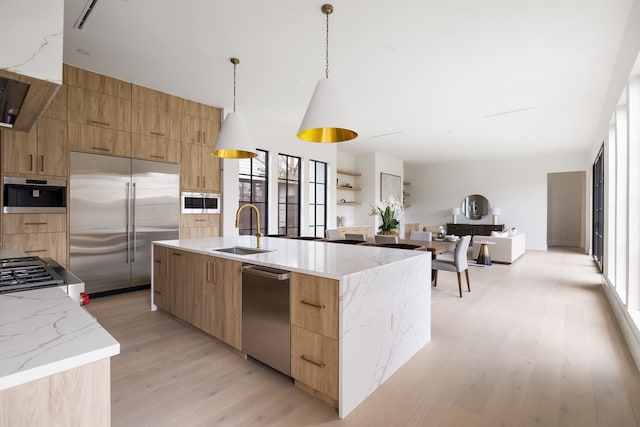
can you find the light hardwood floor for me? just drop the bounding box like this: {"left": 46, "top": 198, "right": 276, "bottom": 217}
{"left": 88, "top": 248, "right": 640, "bottom": 426}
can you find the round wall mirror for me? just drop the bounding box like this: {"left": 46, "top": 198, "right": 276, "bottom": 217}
{"left": 461, "top": 194, "right": 490, "bottom": 220}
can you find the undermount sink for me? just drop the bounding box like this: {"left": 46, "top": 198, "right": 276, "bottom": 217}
{"left": 210, "top": 246, "right": 274, "bottom": 255}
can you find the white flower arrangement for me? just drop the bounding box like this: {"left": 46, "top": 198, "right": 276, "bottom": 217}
{"left": 368, "top": 195, "right": 403, "bottom": 232}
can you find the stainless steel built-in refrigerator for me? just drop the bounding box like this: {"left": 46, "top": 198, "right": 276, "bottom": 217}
{"left": 70, "top": 152, "right": 179, "bottom": 294}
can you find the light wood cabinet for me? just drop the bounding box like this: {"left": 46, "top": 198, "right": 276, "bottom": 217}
{"left": 41, "top": 85, "right": 67, "bottom": 121}
{"left": 3, "top": 232, "right": 67, "bottom": 266}
{"left": 132, "top": 102, "right": 181, "bottom": 141}
{"left": 132, "top": 85, "right": 181, "bottom": 112}
{"left": 180, "top": 142, "right": 221, "bottom": 192}
{"left": 212, "top": 256, "right": 242, "bottom": 350}
{"left": 180, "top": 214, "right": 220, "bottom": 239}
{"left": 67, "top": 86, "right": 132, "bottom": 132}
{"left": 3, "top": 213, "right": 66, "bottom": 234}
{"left": 191, "top": 253, "right": 216, "bottom": 336}
{"left": 291, "top": 325, "right": 339, "bottom": 401}
{"left": 0, "top": 358, "right": 111, "bottom": 427}
{"left": 152, "top": 245, "right": 170, "bottom": 310}
{"left": 290, "top": 272, "right": 339, "bottom": 402}
{"left": 165, "top": 249, "right": 192, "bottom": 323}
{"left": 64, "top": 64, "right": 131, "bottom": 99}
{"left": 131, "top": 134, "right": 179, "bottom": 163}
{"left": 2, "top": 118, "right": 67, "bottom": 178}
{"left": 180, "top": 115, "right": 220, "bottom": 146}
{"left": 338, "top": 226, "right": 373, "bottom": 239}
{"left": 68, "top": 122, "right": 131, "bottom": 157}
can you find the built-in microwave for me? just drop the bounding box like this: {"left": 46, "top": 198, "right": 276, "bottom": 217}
{"left": 3, "top": 177, "right": 67, "bottom": 213}
{"left": 181, "top": 192, "right": 220, "bottom": 214}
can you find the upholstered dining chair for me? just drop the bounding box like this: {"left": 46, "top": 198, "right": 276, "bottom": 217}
{"left": 325, "top": 229, "right": 341, "bottom": 240}
{"left": 432, "top": 235, "right": 471, "bottom": 297}
{"left": 409, "top": 230, "right": 432, "bottom": 242}
{"left": 345, "top": 233, "right": 367, "bottom": 241}
{"left": 375, "top": 234, "right": 399, "bottom": 244}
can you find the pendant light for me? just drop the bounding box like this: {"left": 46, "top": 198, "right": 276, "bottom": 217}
{"left": 211, "top": 57, "right": 257, "bottom": 159}
{"left": 297, "top": 4, "right": 357, "bottom": 143}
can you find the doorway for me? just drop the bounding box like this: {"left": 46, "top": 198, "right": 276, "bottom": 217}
{"left": 547, "top": 171, "right": 586, "bottom": 248}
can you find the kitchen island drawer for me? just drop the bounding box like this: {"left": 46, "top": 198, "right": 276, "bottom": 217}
{"left": 291, "top": 325, "right": 338, "bottom": 401}
{"left": 290, "top": 272, "right": 338, "bottom": 339}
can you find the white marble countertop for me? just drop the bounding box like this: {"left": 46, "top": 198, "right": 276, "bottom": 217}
{"left": 0, "top": 287, "right": 120, "bottom": 391}
{"left": 154, "top": 236, "right": 429, "bottom": 280}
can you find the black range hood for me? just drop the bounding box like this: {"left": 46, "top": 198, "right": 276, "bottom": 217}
{"left": 0, "top": 76, "right": 30, "bottom": 129}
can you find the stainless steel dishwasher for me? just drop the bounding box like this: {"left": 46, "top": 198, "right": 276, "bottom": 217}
{"left": 242, "top": 264, "right": 291, "bottom": 376}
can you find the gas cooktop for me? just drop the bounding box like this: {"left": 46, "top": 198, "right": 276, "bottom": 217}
{"left": 0, "top": 256, "right": 65, "bottom": 294}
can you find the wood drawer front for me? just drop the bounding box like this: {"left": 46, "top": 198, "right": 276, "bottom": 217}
{"left": 180, "top": 226, "right": 220, "bottom": 239}
{"left": 132, "top": 135, "right": 180, "bottom": 163}
{"left": 132, "top": 102, "right": 180, "bottom": 141}
{"left": 67, "top": 87, "right": 131, "bottom": 132}
{"left": 68, "top": 122, "right": 131, "bottom": 157}
{"left": 3, "top": 232, "right": 67, "bottom": 266}
{"left": 180, "top": 214, "right": 219, "bottom": 228}
{"left": 291, "top": 325, "right": 338, "bottom": 400}
{"left": 290, "top": 273, "right": 339, "bottom": 339}
{"left": 3, "top": 214, "right": 66, "bottom": 234}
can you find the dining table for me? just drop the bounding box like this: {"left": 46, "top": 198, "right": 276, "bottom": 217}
{"left": 364, "top": 237, "right": 457, "bottom": 255}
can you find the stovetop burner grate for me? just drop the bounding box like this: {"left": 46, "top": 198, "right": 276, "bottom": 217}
{"left": 0, "top": 257, "right": 65, "bottom": 294}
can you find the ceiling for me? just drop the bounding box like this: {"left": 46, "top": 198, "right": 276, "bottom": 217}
{"left": 63, "top": 0, "right": 636, "bottom": 165}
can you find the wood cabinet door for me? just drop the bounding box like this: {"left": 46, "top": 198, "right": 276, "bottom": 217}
{"left": 201, "top": 118, "right": 220, "bottom": 147}
{"left": 190, "top": 253, "right": 215, "bottom": 335}
{"left": 200, "top": 144, "right": 220, "bottom": 192}
{"left": 180, "top": 115, "right": 203, "bottom": 145}
{"left": 180, "top": 143, "right": 201, "bottom": 191}
{"left": 153, "top": 245, "right": 170, "bottom": 310}
{"left": 2, "top": 126, "right": 38, "bottom": 175}
{"left": 67, "top": 87, "right": 131, "bottom": 132}
{"left": 167, "top": 249, "right": 192, "bottom": 322}
{"left": 68, "top": 122, "right": 131, "bottom": 157}
{"left": 132, "top": 102, "right": 180, "bottom": 141}
{"left": 132, "top": 135, "right": 179, "bottom": 163}
{"left": 3, "top": 232, "right": 67, "bottom": 266}
{"left": 41, "top": 85, "right": 67, "bottom": 121}
{"left": 212, "top": 256, "right": 242, "bottom": 350}
{"left": 179, "top": 226, "right": 220, "bottom": 239}
{"left": 37, "top": 118, "right": 68, "bottom": 177}
{"left": 3, "top": 213, "right": 66, "bottom": 234}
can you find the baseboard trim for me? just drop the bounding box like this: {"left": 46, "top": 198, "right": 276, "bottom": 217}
{"left": 601, "top": 276, "right": 640, "bottom": 372}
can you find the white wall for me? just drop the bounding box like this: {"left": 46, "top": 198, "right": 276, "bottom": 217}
{"left": 221, "top": 111, "right": 337, "bottom": 236}
{"left": 404, "top": 152, "right": 590, "bottom": 251}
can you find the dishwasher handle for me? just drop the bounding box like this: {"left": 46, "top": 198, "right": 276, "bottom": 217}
{"left": 242, "top": 265, "right": 290, "bottom": 281}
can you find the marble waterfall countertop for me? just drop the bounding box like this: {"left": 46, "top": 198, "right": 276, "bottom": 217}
{"left": 154, "top": 235, "right": 429, "bottom": 279}
{"left": 0, "top": 287, "right": 120, "bottom": 391}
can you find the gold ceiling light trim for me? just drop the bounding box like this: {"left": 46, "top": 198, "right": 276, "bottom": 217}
{"left": 297, "top": 3, "right": 358, "bottom": 143}
{"left": 212, "top": 57, "right": 257, "bottom": 159}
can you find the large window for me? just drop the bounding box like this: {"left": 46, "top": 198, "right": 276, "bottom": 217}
{"left": 277, "top": 154, "right": 301, "bottom": 236}
{"left": 238, "top": 149, "right": 268, "bottom": 235}
{"left": 593, "top": 144, "right": 604, "bottom": 271}
{"left": 308, "top": 160, "right": 327, "bottom": 237}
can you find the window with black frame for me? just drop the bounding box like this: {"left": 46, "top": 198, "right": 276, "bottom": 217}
{"left": 238, "top": 149, "right": 268, "bottom": 235}
{"left": 309, "top": 160, "right": 327, "bottom": 237}
{"left": 277, "top": 154, "right": 301, "bottom": 236}
{"left": 593, "top": 144, "right": 604, "bottom": 271}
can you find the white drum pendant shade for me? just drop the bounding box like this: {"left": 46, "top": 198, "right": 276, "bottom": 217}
{"left": 211, "top": 112, "right": 257, "bottom": 159}
{"left": 297, "top": 78, "right": 358, "bottom": 143}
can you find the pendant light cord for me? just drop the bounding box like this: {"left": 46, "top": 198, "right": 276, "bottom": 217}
{"left": 325, "top": 10, "right": 330, "bottom": 79}
{"left": 233, "top": 61, "right": 237, "bottom": 113}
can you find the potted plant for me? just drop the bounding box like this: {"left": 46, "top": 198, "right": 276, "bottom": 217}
{"left": 369, "top": 195, "right": 403, "bottom": 235}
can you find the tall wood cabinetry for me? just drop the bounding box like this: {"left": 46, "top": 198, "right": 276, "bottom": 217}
{"left": 154, "top": 247, "right": 242, "bottom": 350}
{"left": 65, "top": 64, "right": 132, "bottom": 157}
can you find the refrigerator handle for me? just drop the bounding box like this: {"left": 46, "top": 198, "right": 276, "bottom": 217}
{"left": 132, "top": 182, "right": 137, "bottom": 263}
{"left": 126, "top": 182, "right": 131, "bottom": 264}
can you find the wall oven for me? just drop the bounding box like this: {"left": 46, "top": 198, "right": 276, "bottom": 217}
{"left": 181, "top": 192, "right": 220, "bottom": 214}
{"left": 3, "top": 177, "right": 67, "bottom": 213}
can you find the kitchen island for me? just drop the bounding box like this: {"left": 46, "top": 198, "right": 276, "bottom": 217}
{"left": 0, "top": 286, "right": 120, "bottom": 426}
{"left": 152, "top": 236, "right": 431, "bottom": 418}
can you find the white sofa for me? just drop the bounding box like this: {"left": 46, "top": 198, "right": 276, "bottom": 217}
{"left": 471, "top": 233, "right": 526, "bottom": 264}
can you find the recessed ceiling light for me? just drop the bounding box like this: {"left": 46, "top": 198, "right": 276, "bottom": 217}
{"left": 76, "top": 48, "right": 91, "bottom": 56}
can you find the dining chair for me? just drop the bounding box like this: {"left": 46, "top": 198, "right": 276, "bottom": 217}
{"left": 345, "top": 233, "right": 366, "bottom": 241}
{"left": 325, "top": 229, "right": 341, "bottom": 240}
{"left": 375, "top": 234, "right": 399, "bottom": 244}
{"left": 409, "top": 230, "right": 432, "bottom": 242}
{"left": 432, "top": 235, "right": 471, "bottom": 297}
